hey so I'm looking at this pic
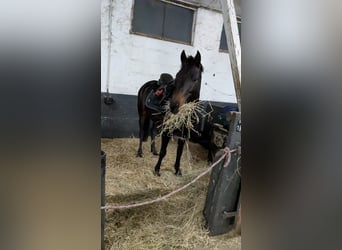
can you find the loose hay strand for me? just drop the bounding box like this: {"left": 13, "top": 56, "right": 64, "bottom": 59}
{"left": 159, "top": 100, "right": 212, "bottom": 138}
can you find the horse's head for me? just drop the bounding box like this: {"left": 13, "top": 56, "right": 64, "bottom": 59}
{"left": 170, "top": 50, "right": 203, "bottom": 114}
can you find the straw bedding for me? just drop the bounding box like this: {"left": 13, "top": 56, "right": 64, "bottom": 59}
{"left": 102, "top": 137, "right": 241, "bottom": 250}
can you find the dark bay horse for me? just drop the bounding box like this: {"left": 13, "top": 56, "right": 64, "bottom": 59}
{"left": 137, "top": 50, "right": 203, "bottom": 176}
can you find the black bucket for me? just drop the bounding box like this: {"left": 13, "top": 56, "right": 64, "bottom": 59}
{"left": 101, "top": 150, "right": 106, "bottom": 250}
{"left": 104, "top": 95, "right": 114, "bottom": 105}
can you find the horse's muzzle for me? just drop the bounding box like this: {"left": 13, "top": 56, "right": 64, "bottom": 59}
{"left": 170, "top": 101, "right": 179, "bottom": 114}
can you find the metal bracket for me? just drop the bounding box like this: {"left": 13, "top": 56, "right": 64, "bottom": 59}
{"left": 222, "top": 211, "right": 237, "bottom": 219}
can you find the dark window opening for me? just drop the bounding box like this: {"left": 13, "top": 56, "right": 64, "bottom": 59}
{"left": 132, "top": 0, "right": 194, "bottom": 44}
{"left": 220, "top": 18, "right": 241, "bottom": 52}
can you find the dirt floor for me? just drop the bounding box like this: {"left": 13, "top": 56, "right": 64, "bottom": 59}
{"left": 102, "top": 137, "right": 241, "bottom": 250}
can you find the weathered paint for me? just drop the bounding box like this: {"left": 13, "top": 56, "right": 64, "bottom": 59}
{"left": 101, "top": 0, "right": 237, "bottom": 103}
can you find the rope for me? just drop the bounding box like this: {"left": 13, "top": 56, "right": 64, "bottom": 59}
{"left": 101, "top": 147, "right": 238, "bottom": 210}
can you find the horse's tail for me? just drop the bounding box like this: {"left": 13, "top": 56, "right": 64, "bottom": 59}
{"left": 138, "top": 80, "right": 159, "bottom": 142}
{"left": 138, "top": 82, "right": 151, "bottom": 142}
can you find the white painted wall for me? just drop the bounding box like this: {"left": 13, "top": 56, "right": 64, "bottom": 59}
{"left": 101, "top": 0, "right": 237, "bottom": 103}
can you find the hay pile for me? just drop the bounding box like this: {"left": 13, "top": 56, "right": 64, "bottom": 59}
{"left": 159, "top": 101, "right": 212, "bottom": 138}
{"left": 102, "top": 138, "right": 241, "bottom": 250}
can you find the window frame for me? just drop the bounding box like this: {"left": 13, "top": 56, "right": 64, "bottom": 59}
{"left": 219, "top": 16, "right": 242, "bottom": 53}
{"left": 130, "top": 0, "right": 197, "bottom": 46}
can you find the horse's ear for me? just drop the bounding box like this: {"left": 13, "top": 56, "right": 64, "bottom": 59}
{"left": 194, "top": 51, "right": 201, "bottom": 65}
{"left": 181, "top": 50, "right": 187, "bottom": 65}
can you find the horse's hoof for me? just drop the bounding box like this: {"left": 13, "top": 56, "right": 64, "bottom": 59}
{"left": 175, "top": 170, "right": 182, "bottom": 176}
{"left": 137, "top": 152, "right": 143, "bottom": 157}
{"left": 151, "top": 147, "right": 159, "bottom": 155}
{"left": 154, "top": 170, "right": 161, "bottom": 177}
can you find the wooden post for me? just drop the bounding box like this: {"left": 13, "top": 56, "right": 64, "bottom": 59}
{"left": 221, "top": 1, "right": 242, "bottom": 234}
{"left": 234, "top": 194, "right": 241, "bottom": 234}
{"left": 101, "top": 151, "right": 106, "bottom": 250}
{"left": 220, "top": 0, "right": 241, "bottom": 112}
{"left": 204, "top": 112, "right": 241, "bottom": 236}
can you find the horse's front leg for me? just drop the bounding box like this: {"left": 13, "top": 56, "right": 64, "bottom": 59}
{"left": 174, "top": 138, "right": 185, "bottom": 176}
{"left": 150, "top": 123, "right": 159, "bottom": 155}
{"left": 154, "top": 133, "right": 170, "bottom": 176}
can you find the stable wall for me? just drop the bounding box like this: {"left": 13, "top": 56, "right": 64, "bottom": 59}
{"left": 101, "top": 0, "right": 237, "bottom": 103}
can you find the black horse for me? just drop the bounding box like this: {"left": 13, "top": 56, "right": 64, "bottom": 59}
{"left": 137, "top": 50, "right": 203, "bottom": 176}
